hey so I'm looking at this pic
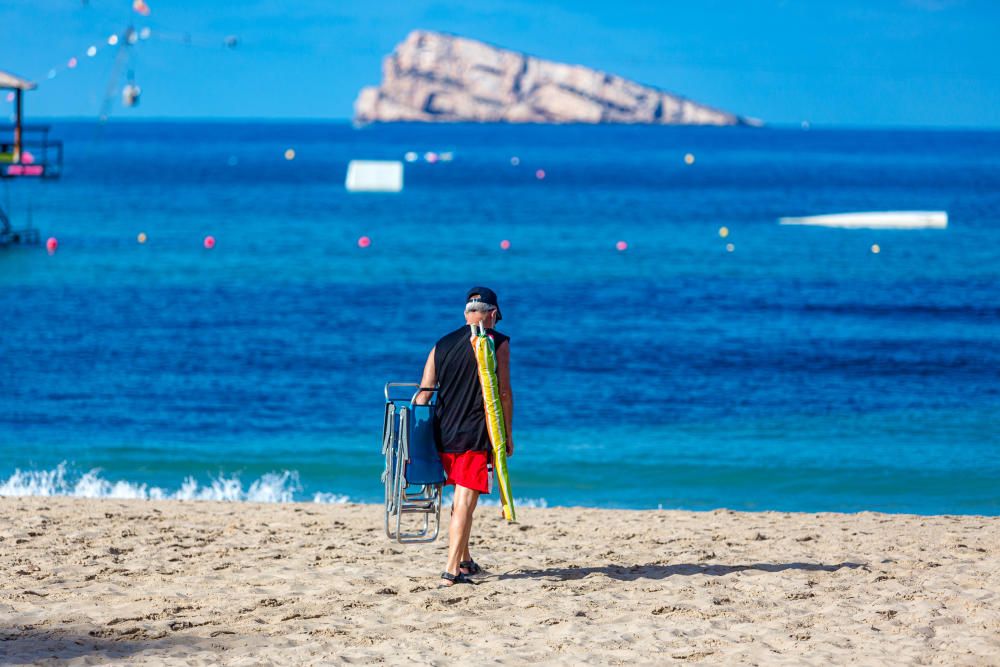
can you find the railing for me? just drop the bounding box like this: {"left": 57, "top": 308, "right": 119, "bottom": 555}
{"left": 0, "top": 124, "right": 63, "bottom": 179}
{"left": 0, "top": 203, "right": 40, "bottom": 246}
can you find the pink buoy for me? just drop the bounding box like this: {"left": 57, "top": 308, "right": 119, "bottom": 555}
{"left": 358, "top": 236, "right": 371, "bottom": 248}
{"left": 616, "top": 240, "right": 628, "bottom": 251}
{"left": 203, "top": 235, "right": 216, "bottom": 249}
{"left": 46, "top": 237, "right": 58, "bottom": 254}
{"left": 68, "top": 57, "right": 78, "bottom": 68}
{"left": 500, "top": 239, "right": 511, "bottom": 250}
{"left": 535, "top": 169, "right": 545, "bottom": 180}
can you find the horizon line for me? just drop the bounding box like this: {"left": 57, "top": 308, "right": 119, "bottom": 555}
{"left": 16, "top": 116, "right": 1000, "bottom": 132}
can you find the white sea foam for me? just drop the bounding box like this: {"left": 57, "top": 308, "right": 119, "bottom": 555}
{"left": 0, "top": 463, "right": 349, "bottom": 504}
{"left": 0, "top": 464, "right": 545, "bottom": 508}
{"left": 480, "top": 496, "right": 549, "bottom": 509}
{"left": 312, "top": 492, "right": 351, "bottom": 504}
{"left": 442, "top": 491, "right": 549, "bottom": 509}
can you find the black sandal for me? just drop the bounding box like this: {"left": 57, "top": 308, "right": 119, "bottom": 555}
{"left": 459, "top": 560, "right": 483, "bottom": 576}
{"left": 440, "top": 571, "right": 475, "bottom": 586}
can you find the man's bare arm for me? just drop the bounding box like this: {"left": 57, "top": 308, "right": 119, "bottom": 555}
{"left": 413, "top": 347, "right": 436, "bottom": 405}
{"left": 496, "top": 341, "right": 514, "bottom": 457}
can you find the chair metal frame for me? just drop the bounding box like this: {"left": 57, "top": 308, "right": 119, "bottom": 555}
{"left": 382, "top": 382, "right": 444, "bottom": 543}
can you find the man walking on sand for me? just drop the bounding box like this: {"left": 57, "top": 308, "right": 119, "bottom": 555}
{"left": 414, "top": 287, "right": 514, "bottom": 587}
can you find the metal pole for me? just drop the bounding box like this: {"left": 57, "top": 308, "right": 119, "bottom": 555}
{"left": 13, "top": 88, "right": 23, "bottom": 163}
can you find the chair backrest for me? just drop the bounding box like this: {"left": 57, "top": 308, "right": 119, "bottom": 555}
{"left": 405, "top": 404, "right": 446, "bottom": 485}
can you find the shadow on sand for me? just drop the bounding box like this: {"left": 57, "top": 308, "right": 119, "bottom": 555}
{"left": 0, "top": 631, "right": 214, "bottom": 665}
{"left": 496, "top": 561, "right": 867, "bottom": 582}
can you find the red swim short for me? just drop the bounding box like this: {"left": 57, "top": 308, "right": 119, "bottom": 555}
{"left": 439, "top": 450, "right": 491, "bottom": 494}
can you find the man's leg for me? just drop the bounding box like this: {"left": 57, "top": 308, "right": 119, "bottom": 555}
{"left": 459, "top": 487, "right": 479, "bottom": 564}
{"left": 444, "top": 485, "right": 479, "bottom": 579}
{"left": 449, "top": 506, "right": 475, "bottom": 571}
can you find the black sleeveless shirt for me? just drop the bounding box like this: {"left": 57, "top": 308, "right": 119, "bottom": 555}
{"left": 433, "top": 325, "right": 510, "bottom": 454}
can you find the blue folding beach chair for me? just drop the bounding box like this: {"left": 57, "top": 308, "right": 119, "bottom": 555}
{"left": 381, "top": 382, "right": 446, "bottom": 543}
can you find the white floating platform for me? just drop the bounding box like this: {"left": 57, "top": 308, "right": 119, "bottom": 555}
{"left": 345, "top": 160, "right": 403, "bottom": 192}
{"left": 779, "top": 211, "right": 947, "bottom": 229}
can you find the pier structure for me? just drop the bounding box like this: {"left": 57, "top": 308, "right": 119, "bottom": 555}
{"left": 1, "top": 69, "right": 63, "bottom": 246}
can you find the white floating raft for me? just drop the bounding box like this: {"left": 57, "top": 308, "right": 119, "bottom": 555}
{"left": 345, "top": 160, "right": 403, "bottom": 192}
{"left": 779, "top": 211, "right": 947, "bottom": 230}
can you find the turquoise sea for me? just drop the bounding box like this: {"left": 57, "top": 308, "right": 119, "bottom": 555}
{"left": 1, "top": 122, "right": 998, "bottom": 514}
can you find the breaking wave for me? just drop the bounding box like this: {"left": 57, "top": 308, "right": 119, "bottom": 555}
{"left": 1, "top": 464, "right": 546, "bottom": 508}
{"left": 0, "top": 463, "right": 350, "bottom": 504}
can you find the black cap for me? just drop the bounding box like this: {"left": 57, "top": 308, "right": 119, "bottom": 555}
{"left": 466, "top": 286, "right": 502, "bottom": 321}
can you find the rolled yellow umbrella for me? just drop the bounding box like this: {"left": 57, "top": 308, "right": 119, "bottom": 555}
{"left": 471, "top": 322, "right": 515, "bottom": 522}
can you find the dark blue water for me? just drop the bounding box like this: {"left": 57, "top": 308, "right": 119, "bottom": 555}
{"left": 1, "top": 121, "right": 998, "bottom": 513}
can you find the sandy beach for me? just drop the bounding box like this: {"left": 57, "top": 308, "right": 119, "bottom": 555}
{"left": 1, "top": 497, "right": 997, "bottom": 665}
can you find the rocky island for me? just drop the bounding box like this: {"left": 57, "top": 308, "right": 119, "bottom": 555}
{"left": 355, "top": 30, "right": 753, "bottom": 126}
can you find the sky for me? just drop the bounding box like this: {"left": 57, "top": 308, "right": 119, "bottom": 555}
{"left": 2, "top": 0, "right": 999, "bottom": 127}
